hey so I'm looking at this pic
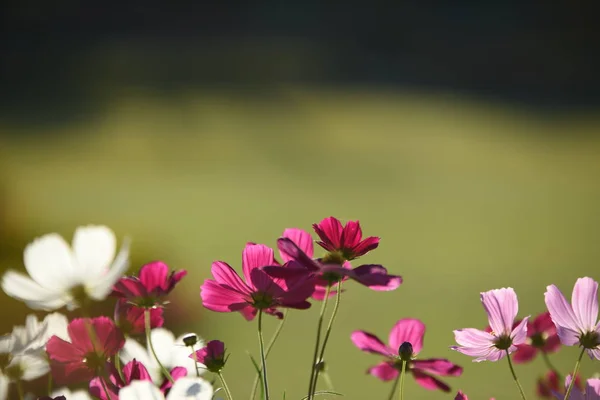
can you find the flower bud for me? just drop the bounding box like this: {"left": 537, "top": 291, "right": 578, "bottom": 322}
{"left": 398, "top": 341, "right": 413, "bottom": 362}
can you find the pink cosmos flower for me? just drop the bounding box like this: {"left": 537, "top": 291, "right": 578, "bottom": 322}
{"left": 544, "top": 277, "right": 600, "bottom": 359}
{"left": 89, "top": 358, "right": 152, "bottom": 400}
{"left": 313, "top": 216, "right": 380, "bottom": 260}
{"left": 351, "top": 318, "right": 462, "bottom": 392}
{"left": 46, "top": 317, "right": 125, "bottom": 384}
{"left": 536, "top": 370, "right": 582, "bottom": 399}
{"left": 554, "top": 375, "right": 600, "bottom": 400}
{"left": 114, "top": 299, "right": 164, "bottom": 335}
{"left": 512, "top": 311, "right": 560, "bottom": 363}
{"left": 113, "top": 261, "right": 186, "bottom": 307}
{"left": 200, "top": 243, "right": 315, "bottom": 320}
{"left": 452, "top": 288, "right": 529, "bottom": 362}
{"left": 264, "top": 237, "right": 401, "bottom": 292}
{"left": 189, "top": 340, "right": 226, "bottom": 373}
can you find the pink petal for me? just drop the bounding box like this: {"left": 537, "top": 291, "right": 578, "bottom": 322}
{"left": 313, "top": 217, "right": 343, "bottom": 251}
{"left": 89, "top": 377, "right": 118, "bottom": 400}
{"left": 200, "top": 280, "right": 250, "bottom": 313}
{"left": 123, "top": 359, "right": 152, "bottom": 383}
{"left": 139, "top": 261, "right": 169, "bottom": 292}
{"left": 367, "top": 361, "right": 398, "bottom": 381}
{"left": 586, "top": 378, "right": 600, "bottom": 399}
{"left": 587, "top": 348, "right": 600, "bottom": 360}
{"left": 453, "top": 328, "right": 495, "bottom": 349}
{"left": 352, "top": 236, "right": 380, "bottom": 257}
{"left": 340, "top": 220, "right": 362, "bottom": 249}
{"left": 47, "top": 336, "right": 83, "bottom": 363}
{"left": 532, "top": 311, "right": 555, "bottom": 334}
{"left": 281, "top": 229, "right": 314, "bottom": 259}
{"left": 455, "top": 391, "right": 468, "bottom": 400}
{"left": 412, "top": 359, "right": 462, "bottom": 377}
{"left": 545, "top": 284, "right": 580, "bottom": 335}
{"left": 542, "top": 334, "right": 561, "bottom": 353}
{"left": 511, "top": 344, "right": 537, "bottom": 363}
{"left": 242, "top": 244, "right": 276, "bottom": 285}
{"left": 351, "top": 331, "right": 393, "bottom": 356}
{"left": 571, "top": 277, "right": 599, "bottom": 333}
{"left": 249, "top": 268, "right": 284, "bottom": 298}
{"left": 210, "top": 262, "right": 252, "bottom": 294}
{"left": 480, "top": 288, "right": 518, "bottom": 337}
{"left": 66, "top": 318, "right": 97, "bottom": 354}
{"left": 411, "top": 370, "right": 451, "bottom": 392}
{"left": 388, "top": 318, "right": 425, "bottom": 355}
{"left": 238, "top": 305, "right": 257, "bottom": 321}
{"left": 160, "top": 367, "right": 188, "bottom": 393}
{"left": 510, "top": 316, "right": 530, "bottom": 346}
{"left": 113, "top": 278, "right": 147, "bottom": 298}
{"left": 277, "top": 238, "right": 320, "bottom": 271}
{"left": 88, "top": 317, "right": 125, "bottom": 356}
{"left": 351, "top": 264, "right": 402, "bottom": 291}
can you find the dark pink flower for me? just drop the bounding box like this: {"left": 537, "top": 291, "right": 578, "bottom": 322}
{"left": 113, "top": 261, "right": 187, "bottom": 307}
{"left": 114, "top": 299, "right": 164, "bottom": 335}
{"left": 264, "top": 237, "right": 401, "bottom": 291}
{"left": 200, "top": 243, "right": 315, "bottom": 320}
{"left": 189, "top": 340, "right": 226, "bottom": 373}
{"left": 351, "top": 318, "right": 462, "bottom": 392}
{"left": 89, "top": 358, "right": 153, "bottom": 400}
{"left": 46, "top": 317, "right": 125, "bottom": 384}
{"left": 313, "top": 216, "right": 380, "bottom": 260}
{"left": 511, "top": 312, "right": 560, "bottom": 363}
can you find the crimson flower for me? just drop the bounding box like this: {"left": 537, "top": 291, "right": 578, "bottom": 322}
{"left": 536, "top": 370, "right": 582, "bottom": 399}
{"left": 351, "top": 318, "right": 462, "bottom": 392}
{"left": 114, "top": 299, "right": 163, "bottom": 336}
{"left": 113, "top": 261, "right": 186, "bottom": 307}
{"left": 46, "top": 317, "right": 125, "bottom": 384}
{"left": 189, "top": 340, "right": 226, "bottom": 373}
{"left": 89, "top": 358, "right": 152, "bottom": 400}
{"left": 511, "top": 312, "right": 560, "bottom": 363}
{"left": 200, "top": 243, "right": 315, "bottom": 320}
{"left": 313, "top": 216, "right": 380, "bottom": 260}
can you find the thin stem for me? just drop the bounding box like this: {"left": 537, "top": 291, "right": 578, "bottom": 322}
{"left": 47, "top": 373, "right": 53, "bottom": 395}
{"left": 192, "top": 347, "right": 201, "bottom": 377}
{"left": 307, "top": 286, "right": 331, "bottom": 400}
{"left": 399, "top": 361, "right": 406, "bottom": 400}
{"left": 311, "top": 280, "right": 343, "bottom": 397}
{"left": 145, "top": 308, "right": 174, "bottom": 383}
{"left": 218, "top": 371, "right": 234, "bottom": 400}
{"left": 387, "top": 373, "right": 400, "bottom": 400}
{"left": 541, "top": 351, "right": 561, "bottom": 378}
{"left": 250, "top": 310, "right": 289, "bottom": 400}
{"left": 564, "top": 347, "right": 586, "bottom": 400}
{"left": 99, "top": 377, "right": 111, "bottom": 400}
{"left": 114, "top": 352, "right": 124, "bottom": 382}
{"left": 17, "top": 381, "right": 24, "bottom": 400}
{"left": 257, "top": 310, "right": 270, "bottom": 400}
{"left": 505, "top": 350, "right": 527, "bottom": 400}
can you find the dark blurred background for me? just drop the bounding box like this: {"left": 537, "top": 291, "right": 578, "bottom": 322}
{"left": 1, "top": 2, "right": 599, "bottom": 399}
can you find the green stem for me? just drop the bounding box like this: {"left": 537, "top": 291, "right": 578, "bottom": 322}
{"left": 322, "top": 370, "right": 334, "bottom": 391}
{"left": 250, "top": 310, "right": 289, "bottom": 400}
{"left": 145, "top": 309, "right": 174, "bottom": 383}
{"left": 192, "top": 346, "right": 201, "bottom": 377}
{"left": 99, "top": 377, "right": 111, "bottom": 400}
{"left": 47, "top": 373, "right": 53, "bottom": 395}
{"left": 387, "top": 373, "right": 400, "bottom": 400}
{"left": 399, "top": 361, "right": 406, "bottom": 400}
{"left": 310, "top": 280, "right": 342, "bottom": 397}
{"left": 17, "top": 381, "right": 24, "bottom": 400}
{"left": 505, "top": 350, "right": 527, "bottom": 400}
{"left": 257, "top": 310, "right": 270, "bottom": 400}
{"left": 218, "top": 371, "right": 234, "bottom": 400}
{"left": 307, "top": 286, "right": 331, "bottom": 400}
{"left": 541, "top": 351, "right": 561, "bottom": 378}
{"left": 564, "top": 347, "right": 585, "bottom": 400}
{"left": 114, "top": 352, "right": 124, "bottom": 382}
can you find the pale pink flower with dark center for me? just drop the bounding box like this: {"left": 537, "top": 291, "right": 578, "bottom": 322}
{"left": 313, "top": 216, "right": 380, "bottom": 260}
{"left": 200, "top": 243, "right": 315, "bottom": 320}
{"left": 351, "top": 318, "right": 462, "bottom": 392}
{"left": 452, "top": 288, "right": 529, "bottom": 362}
{"left": 544, "top": 277, "right": 600, "bottom": 360}
{"left": 46, "top": 317, "right": 125, "bottom": 384}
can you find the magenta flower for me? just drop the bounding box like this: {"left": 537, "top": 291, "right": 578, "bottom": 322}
{"left": 114, "top": 299, "right": 164, "bottom": 335}
{"left": 200, "top": 243, "right": 315, "bottom": 320}
{"left": 313, "top": 216, "right": 380, "bottom": 260}
{"left": 264, "top": 237, "right": 401, "bottom": 291}
{"left": 351, "top": 318, "right": 462, "bottom": 392}
{"left": 555, "top": 375, "right": 600, "bottom": 400}
{"left": 452, "top": 288, "right": 529, "bottom": 362}
{"left": 512, "top": 311, "right": 560, "bottom": 363}
{"left": 189, "top": 340, "right": 226, "bottom": 373}
{"left": 89, "top": 358, "right": 153, "bottom": 400}
{"left": 113, "top": 261, "right": 186, "bottom": 307}
{"left": 544, "top": 277, "right": 600, "bottom": 359}
{"left": 46, "top": 317, "right": 125, "bottom": 384}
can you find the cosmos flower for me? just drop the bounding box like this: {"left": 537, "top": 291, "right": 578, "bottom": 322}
{"left": 2, "top": 226, "right": 129, "bottom": 310}
{"left": 554, "top": 375, "right": 600, "bottom": 400}
{"left": 189, "top": 340, "right": 226, "bottom": 373}
{"left": 313, "top": 216, "right": 380, "bottom": 260}
{"left": 512, "top": 312, "right": 560, "bottom": 363}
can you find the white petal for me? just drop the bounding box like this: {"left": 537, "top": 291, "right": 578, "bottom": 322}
{"left": 42, "top": 313, "right": 70, "bottom": 343}
{"left": 167, "top": 377, "right": 213, "bottom": 400}
{"left": 1, "top": 271, "right": 69, "bottom": 311}
{"left": 149, "top": 328, "right": 177, "bottom": 368}
{"left": 0, "top": 373, "right": 8, "bottom": 400}
{"left": 86, "top": 237, "right": 130, "bottom": 300}
{"left": 120, "top": 338, "right": 161, "bottom": 383}
{"left": 0, "top": 335, "right": 13, "bottom": 354}
{"left": 120, "top": 380, "right": 164, "bottom": 400}
{"left": 24, "top": 233, "right": 78, "bottom": 290}
{"left": 72, "top": 225, "right": 116, "bottom": 279}
{"left": 12, "top": 354, "right": 49, "bottom": 380}
{"left": 51, "top": 388, "right": 93, "bottom": 400}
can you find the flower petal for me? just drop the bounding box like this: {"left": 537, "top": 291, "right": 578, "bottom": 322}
{"left": 86, "top": 237, "right": 130, "bottom": 301}
{"left": 412, "top": 369, "right": 452, "bottom": 392}
{"left": 277, "top": 238, "right": 320, "bottom": 271}
{"left": 412, "top": 358, "right": 462, "bottom": 377}
{"left": 511, "top": 344, "right": 537, "bottom": 363}
{"left": 24, "top": 233, "right": 78, "bottom": 290}
{"left": 351, "top": 331, "right": 393, "bottom": 356}
{"left": 351, "top": 264, "right": 402, "bottom": 291}
{"left": 571, "top": 277, "right": 599, "bottom": 333}
{"left": 210, "top": 262, "right": 251, "bottom": 294}
{"left": 281, "top": 228, "right": 314, "bottom": 260}
{"left": 367, "top": 361, "right": 398, "bottom": 381}
{"left": 388, "top": 318, "right": 425, "bottom": 355}
{"left": 510, "top": 316, "right": 529, "bottom": 346}
{"left": 119, "top": 380, "right": 163, "bottom": 400}
{"left": 200, "top": 280, "right": 249, "bottom": 313}
{"left": 139, "top": 262, "right": 169, "bottom": 293}
{"left": 586, "top": 378, "right": 600, "bottom": 399}
{"left": 72, "top": 226, "right": 116, "bottom": 280}
{"left": 545, "top": 284, "right": 580, "bottom": 334}
{"left": 313, "top": 217, "right": 343, "bottom": 251}
{"left": 166, "top": 377, "right": 213, "bottom": 400}
{"left": 480, "top": 288, "right": 518, "bottom": 337}
{"left": 242, "top": 244, "right": 276, "bottom": 285}
{"left": 1, "top": 271, "right": 68, "bottom": 310}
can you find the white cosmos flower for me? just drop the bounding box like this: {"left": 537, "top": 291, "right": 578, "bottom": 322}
{"left": 50, "top": 387, "right": 93, "bottom": 400}
{"left": 120, "top": 328, "right": 204, "bottom": 383}
{"left": 119, "top": 378, "right": 213, "bottom": 400}
{"left": 1, "top": 225, "right": 129, "bottom": 310}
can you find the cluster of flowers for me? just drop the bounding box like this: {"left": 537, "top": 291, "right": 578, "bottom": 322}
{"left": 0, "top": 218, "right": 598, "bottom": 400}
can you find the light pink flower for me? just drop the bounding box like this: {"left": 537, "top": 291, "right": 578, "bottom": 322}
{"left": 113, "top": 261, "right": 186, "bottom": 306}
{"left": 544, "top": 277, "right": 600, "bottom": 360}
{"left": 452, "top": 288, "right": 529, "bottom": 362}
{"left": 554, "top": 375, "right": 600, "bottom": 400}
{"left": 313, "top": 216, "right": 380, "bottom": 260}
{"left": 351, "top": 318, "right": 462, "bottom": 392}
{"left": 189, "top": 340, "right": 226, "bottom": 373}
{"left": 200, "top": 243, "right": 315, "bottom": 320}
{"left": 46, "top": 317, "right": 125, "bottom": 384}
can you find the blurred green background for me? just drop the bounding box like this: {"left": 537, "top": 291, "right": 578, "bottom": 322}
{"left": 1, "top": 1, "right": 600, "bottom": 398}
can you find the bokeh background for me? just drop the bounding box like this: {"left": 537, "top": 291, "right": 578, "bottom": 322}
{"left": 1, "top": 1, "right": 599, "bottom": 399}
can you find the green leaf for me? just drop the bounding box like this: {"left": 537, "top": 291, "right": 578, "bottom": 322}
{"left": 246, "top": 351, "right": 265, "bottom": 400}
